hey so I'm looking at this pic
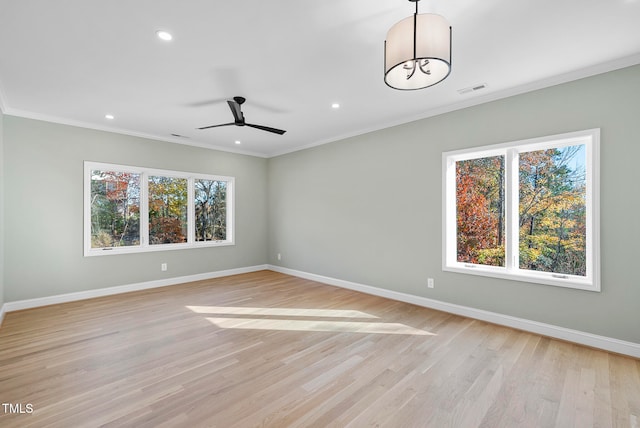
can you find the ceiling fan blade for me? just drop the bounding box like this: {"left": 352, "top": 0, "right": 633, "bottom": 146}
{"left": 227, "top": 100, "right": 244, "bottom": 123}
{"left": 245, "top": 123, "right": 287, "bottom": 135}
{"left": 197, "top": 122, "right": 235, "bottom": 130}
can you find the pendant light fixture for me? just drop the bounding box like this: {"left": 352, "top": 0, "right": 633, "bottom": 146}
{"left": 384, "top": 0, "right": 452, "bottom": 90}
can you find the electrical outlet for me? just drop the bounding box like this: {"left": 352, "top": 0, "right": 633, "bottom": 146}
{"left": 277, "top": 253, "right": 281, "bottom": 261}
{"left": 161, "top": 263, "right": 167, "bottom": 271}
{"left": 427, "top": 278, "right": 435, "bottom": 288}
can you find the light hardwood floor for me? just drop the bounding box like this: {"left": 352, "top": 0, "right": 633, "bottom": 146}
{"left": 1, "top": 270, "right": 639, "bottom": 427}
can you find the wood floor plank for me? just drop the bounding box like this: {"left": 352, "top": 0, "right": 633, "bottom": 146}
{"left": 0, "top": 270, "right": 638, "bottom": 427}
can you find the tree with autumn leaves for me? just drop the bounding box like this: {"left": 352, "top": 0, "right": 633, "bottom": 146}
{"left": 148, "top": 176, "right": 188, "bottom": 244}
{"left": 456, "top": 146, "right": 586, "bottom": 276}
{"left": 456, "top": 156, "right": 505, "bottom": 266}
{"left": 518, "top": 147, "right": 586, "bottom": 275}
{"left": 91, "top": 171, "right": 228, "bottom": 248}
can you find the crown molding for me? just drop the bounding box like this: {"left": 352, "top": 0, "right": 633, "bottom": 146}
{"left": 1, "top": 106, "right": 269, "bottom": 158}
{"left": 268, "top": 53, "right": 640, "bottom": 158}
{"left": 0, "top": 80, "right": 7, "bottom": 114}
{"left": 2, "top": 54, "right": 639, "bottom": 159}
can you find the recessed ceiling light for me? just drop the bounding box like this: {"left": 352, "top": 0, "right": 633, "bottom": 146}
{"left": 105, "top": 114, "right": 114, "bottom": 120}
{"left": 156, "top": 30, "right": 173, "bottom": 41}
{"left": 331, "top": 103, "right": 340, "bottom": 109}
{"left": 235, "top": 140, "right": 241, "bottom": 145}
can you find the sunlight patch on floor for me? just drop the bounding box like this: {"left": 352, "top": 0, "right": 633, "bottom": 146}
{"left": 205, "top": 317, "right": 435, "bottom": 336}
{"left": 186, "top": 306, "right": 378, "bottom": 319}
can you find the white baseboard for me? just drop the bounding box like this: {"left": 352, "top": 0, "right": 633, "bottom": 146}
{"left": 3, "top": 265, "right": 269, "bottom": 313}
{"left": 268, "top": 265, "right": 640, "bottom": 359}
{"left": 3, "top": 264, "right": 638, "bottom": 359}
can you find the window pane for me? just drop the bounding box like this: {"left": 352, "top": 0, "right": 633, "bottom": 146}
{"left": 148, "top": 176, "right": 188, "bottom": 244}
{"left": 90, "top": 170, "right": 140, "bottom": 248}
{"left": 195, "top": 179, "right": 227, "bottom": 241}
{"left": 519, "top": 145, "right": 586, "bottom": 276}
{"left": 456, "top": 156, "right": 505, "bottom": 266}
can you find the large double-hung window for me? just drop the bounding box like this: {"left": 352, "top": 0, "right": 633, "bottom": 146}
{"left": 442, "top": 129, "right": 600, "bottom": 291}
{"left": 84, "top": 162, "right": 234, "bottom": 256}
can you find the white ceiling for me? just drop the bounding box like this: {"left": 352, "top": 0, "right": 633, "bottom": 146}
{"left": 1, "top": 0, "right": 639, "bottom": 157}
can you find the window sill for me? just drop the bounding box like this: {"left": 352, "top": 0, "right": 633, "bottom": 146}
{"left": 84, "top": 240, "right": 234, "bottom": 257}
{"left": 443, "top": 264, "right": 599, "bottom": 292}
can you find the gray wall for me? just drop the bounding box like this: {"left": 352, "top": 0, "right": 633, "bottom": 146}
{"left": 268, "top": 64, "right": 640, "bottom": 344}
{"left": 3, "top": 116, "right": 268, "bottom": 301}
{"left": 2, "top": 66, "right": 638, "bottom": 344}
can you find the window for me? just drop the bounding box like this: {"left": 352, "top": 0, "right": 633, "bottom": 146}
{"left": 194, "top": 179, "right": 228, "bottom": 242}
{"left": 148, "top": 175, "right": 188, "bottom": 245}
{"left": 443, "top": 129, "right": 600, "bottom": 291}
{"left": 85, "top": 162, "right": 234, "bottom": 256}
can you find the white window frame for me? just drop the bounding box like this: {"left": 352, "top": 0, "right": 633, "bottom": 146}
{"left": 84, "top": 161, "right": 234, "bottom": 256}
{"left": 442, "top": 129, "right": 600, "bottom": 291}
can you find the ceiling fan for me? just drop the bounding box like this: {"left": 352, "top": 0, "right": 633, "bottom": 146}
{"left": 198, "top": 96, "right": 286, "bottom": 135}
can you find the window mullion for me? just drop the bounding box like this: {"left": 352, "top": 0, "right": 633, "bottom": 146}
{"left": 187, "top": 178, "right": 195, "bottom": 244}
{"left": 443, "top": 156, "right": 456, "bottom": 269}
{"left": 505, "top": 149, "right": 519, "bottom": 272}
{"left": 227, "top": 179, "right": 234, "bottom": 244}
{"left": 141, "top": 172, "right": 149, "bottom": 247}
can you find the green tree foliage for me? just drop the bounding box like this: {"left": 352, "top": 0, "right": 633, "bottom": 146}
{"left": 148, "top": 176, "right": 188, "bottom": 244}
{"left": 90, "top": 171, "right": 140, "bottom": 248}
{"left": 519, "top": 146, "right": 586, "bottom": 276}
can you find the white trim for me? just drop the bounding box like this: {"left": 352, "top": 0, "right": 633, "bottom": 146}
{"left": 84, "top": 161, "right": 235, "bottom": 256}
{"left": 1, "top": 107, "right": 269, "bottom": 158}
{"left": 0, "top": 82, "right": 7, "bottom": 114}
{"left": 3, "top": 265, "right": 268, "bottom": 312}
{"left": 0, "top": 303, "right": 6, "bottom": 326}
{"left": 2, "top": 265, "right": 638, "bottom": 358}
{"left": 268, "top": 265, "right": 640, "bottom": 359}
{"left": 2, "top": 55, "right": 639, "bottom": 159}
{"left": 268, "top": 54, "right": 640, "bottom": 158}
{"left": 442, "top": 128, "right": 600, "bottom": 291}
